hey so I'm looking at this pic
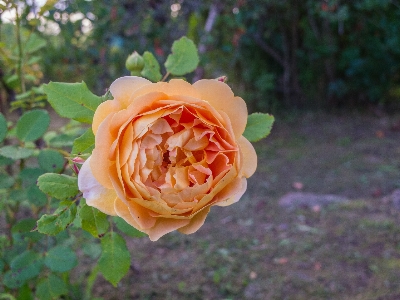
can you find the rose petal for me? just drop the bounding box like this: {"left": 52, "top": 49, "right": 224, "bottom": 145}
{"left": 214, "top": 177, "right": 247, "bottom": 207}
{"left": 145, "top": 218, "right": 190, "bottom": 241}
{"left": 78, "top": 157, "right": 117, "bottom": 215}
{"left": 92, "top": 100, "right": 121, "bottom": 135}
{"left": 109, "top": 76, "right": 152, "bottom": 108}
{"left": 178, "top": 207, "right": 211, "bottom": 234}
{"left": 237, "top": 136, "right": 257, "bottom": 178}
{"left": 193, "top": 79, "right": 248, "bottom": 139}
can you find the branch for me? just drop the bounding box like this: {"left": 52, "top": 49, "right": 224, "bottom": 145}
{"left": 252, "top": 33, "right": 284, "bottom": 67}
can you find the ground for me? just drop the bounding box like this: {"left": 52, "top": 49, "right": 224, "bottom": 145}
{"left": 91, "top": 111, "right": 400, "bottom": 300}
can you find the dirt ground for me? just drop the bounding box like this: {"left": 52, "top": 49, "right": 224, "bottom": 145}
{"left": 92, "top": 111, "right": 400, "bottom": 300}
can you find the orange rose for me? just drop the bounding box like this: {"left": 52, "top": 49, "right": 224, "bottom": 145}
{"left": 78, "top": 76, "right": 257, "bottom": 241}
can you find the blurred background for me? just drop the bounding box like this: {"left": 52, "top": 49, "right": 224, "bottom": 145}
{"left": 4, "top": 0, "right": 400, "bottom": 113}
{"left": 3, "top": 1, "right": 400, "bottom": 299}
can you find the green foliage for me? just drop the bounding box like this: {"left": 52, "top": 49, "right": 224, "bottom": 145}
{"left": 114, "top": 217, "right": 147, "bottom": 238}
{"left": 141, "top": 51, "right": 162, "bottom": 82}
{"left": 36, "top": 201, "right": 77, "bottom": 235}
{"left": 38, "top": 150, "right": 65, "bottom": 173}
{"left": 243, "top": 113, "right": 275, "bottom": 142}
{"left": 165, "top": 36, "right": 199, "bottom": 76}
{"left": 0, "top": 113, "right": 8, "bottom": 143}
{"left": 35, "top": 274, "right": 68, "bottom": 300}
{"left": 0, "top": 146, "right": 34, "bottom": 160}
{"left": 71, "top": 128, "right": 95, "bottom": 155}
{"left": 79, "top": 201, "right": 109, "bottom": 238}
{"left": 16, "top": 110, "right": 50, "bottom": 142}
{"left": 3, "top": 251, "right": 44, "bottom": 288}
{"left": 98, "top": 232, "right": 131, "bottom": 287}
{"left": 37, "top": 174, "right": 78, "bottom": 200}
{"left": 44, "top": 245, "right": 78, "bottom": 272}
{"left": 43, "top": 82, "right": 102, "bottom": 123}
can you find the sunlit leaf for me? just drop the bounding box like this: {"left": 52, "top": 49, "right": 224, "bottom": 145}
{"left": 141, "top": 51, "right": 162, "bottom": 82}
{"left": 43, "top": 81, "right": 102, "bottom": 124}
{"left": 16, "top": 110, "right": 50, "bottom": 142}
{"left": 37, "top": 173, "right": 78, "bottom": 200}
{"left": 71, "top": 128, "right": 95, "bottom": 155}
{"left": 243, "top": 113, "right": 274, "bottom": 142}
{"left": 165, "top": 36, "right": 199, "bottom": 76}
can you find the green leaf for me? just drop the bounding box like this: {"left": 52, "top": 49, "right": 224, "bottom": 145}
{"left": 0, "top": 174, "right": 14, "bottom": 189}
{"left": 79, "top": 201, "right": 109, "bottom": 238}
{"left": 24, "top": 33, "right": 47, "bottom": 54}
{"left": 98, "top": 232, "right": 131, "bottom": 287}
{"left": 0, "top": 146, "right": 34, "bottom": 160}
{"left": 43, "top": 81, "right": 102, "bottom": 123}
{"left": 12, "top": 218, "right": 42, "bottom": 242}
{"left": 48, "top": 133, "right": 75, "bottom": 148}
{"left": 141, "top": 51, "right": 162, "bottom": 82}
{"left": 38, "top": 149, "right": 65, "bottom": 173}
{"left": 243, "top": 113, "right": 275, "bottom": 142}
{"left": 16, "top": 110, "right": 50, "bottom": 142}
{"left": 165, "top": 36, "right": 199, "bottom": 76}
{"left": 27, "top": 185, "right": 47, "bottom": 207}
{"left": 45, "top": 245, "right": 77, "bottom": 272}
{"left": 37, "top": 173, "right": 78, "bottom": 200}
{"left": 72, "top": 128, "right": 95, "bottom": 155}
{"left": 83, "top": 243, "right": 102, "bottom": 259}
{"left": 3, "top": 251, "right": 43, "bottom": 288}
{"left": 36, "top": 201, "right": 77, "bottom": 235}
{"left": 19, "top": 168, "right": 45, "bottom": 187}
{"left": 0, "top": 113, "right": 7, "bottom": 143}
{"left": 17, "top": 284, "right": 33, "bottom": 300}
{"left": 114, "top": 217, "right": 146, "bottom": 238}
{"left": 35, "top": 274, "right": 67, "bottom": 300}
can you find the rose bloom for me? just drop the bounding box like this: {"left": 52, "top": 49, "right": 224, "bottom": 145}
{"left": 78, "top": 76, "right": 257, "bottom": 241}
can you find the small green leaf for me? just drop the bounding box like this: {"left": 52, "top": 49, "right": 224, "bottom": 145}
{"left": 16, "top": 110, "right": 50, "bottom": 142}
{"left": 114, "top": 217, "right": 147, "bottom": 238}
{"left": 35, "top": 274, "right": 68, "bottom": 300}
{"left": 0, "top": 146, "right": 34, "bottom": 160}
{"left": 0, "top": 174, "right": 14, "bottom": 189}
{"left": 3, "top": 251, "right": 43, "bottom": 288}
{"left": 36, "top": 201, "right": 77, "bottom": 235}
{"left": 0, "top": 113, "right": 7, "bottom": 143}
{"left": 141, "top": 51, "right": 162, "bottom": 82}
{"left": 243, "top": 113, "right": 275, "bottom": 142}
{"left": 45, "top": 245, "right": 77, "bottom": 272}
{"left": 12, "top": 218, "right": 42, "bottom": 242}
{"left": 38, "top": 149, "right": 65, "bottom": 173}
{"left": 71, "top": 128, "right": 95, "bottom": 155}
{"left": 165, "top": 36, "right": 199, "bottom": 76}
{"left": 37, "top": 173, "right": 78, "bottom": 200}
{"left": 98, "top": 232, "right": 131, "bottom": 287}
{"left": 43, "top": 81, "right": 102, "bottom": 123}
{"left": 79, "top": 201, "right": 109, "bottom": 238}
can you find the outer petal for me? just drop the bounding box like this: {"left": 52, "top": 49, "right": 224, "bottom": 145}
{"left": 145, "top": 218, "right": 190, "bottom": 241}
{"left": 129, "top": 79, "right": 201, "bottom": 102}
{"left": 109, "top": 76, "right": 152, "bottom": 108}
{"left": 178, "top": 207, "right": 211, "bottom": 234}
{"left": 92, "top": 100, "right": 121, "bottom": 135}
{"left": 214, "top": 178, "right": 247, "bottom": 207}
{"left": 193, "top": 79, "right": 248, "bottom": 139}
{"left": 238, "top": 136, "right": 257, "bottom": 178}
{"left": 78, "top": 157, "right": 117, "bottom": 215}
